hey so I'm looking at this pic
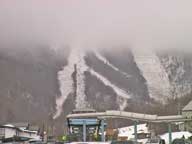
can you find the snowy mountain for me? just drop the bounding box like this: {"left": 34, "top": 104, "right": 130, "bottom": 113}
{"left": 54, "top": 48, "right": 192, "bottom": 118}
{"left": 158, "top": 52, "right": 192, "bottom": 99}
{"left": 0, "top": 45, "right": 192, "bottom": 130}
{"left": 132, "top": 49, "right": 171, "bottom": 103}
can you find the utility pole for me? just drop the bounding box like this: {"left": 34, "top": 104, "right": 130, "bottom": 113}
{"left": 101, "top": 119, "right": 105, "bottom": 142}
{"left": 134, "top": 121, "right": 138, "bottom": 143}
{"left": 177, "top": 102, "right": 182, "bottom": 115}
{"left": 168, "top": 123, "right": 172, "bottom": 144}
{"left": 42, "top": 122, "right": 45, "bottom": 142}
{"left": 73, "top": 64, "right": 77, "bottom": 99}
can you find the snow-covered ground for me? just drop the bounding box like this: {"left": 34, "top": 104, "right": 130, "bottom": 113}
{"left": 89, "top": 68, "right": 131, "bottom": 110}
{"left": 118, "top": 124, "right": 192, "bottom": 144}
{"left": 132, "top": 49, "right": 171, "bottom": 103}
{"left": 160, "top": 131, "right": 192, "bottom": 144}
{"left": 54, "top": 49, "right": 79, "bottom": 119}
{"left": 65, "top": 129, "right": 192, "bottom": 144}
{"left": 94, "top": 50, "right": 131, "bottom": 78}
{"left": 75, "top": 50, "right": 89, "bottom": 109}
{"left": 118, "top": 124, "right": 149, "bottom": 137}
{"left": 54, "top": 49, "right": 132, "bottom": 118}
{"left": 118, "top": 123, "right": 149, "bottom": 144}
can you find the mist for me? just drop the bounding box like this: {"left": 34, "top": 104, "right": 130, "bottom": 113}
{"left": 0, "top": 0, "right": 192, "bottom": 52}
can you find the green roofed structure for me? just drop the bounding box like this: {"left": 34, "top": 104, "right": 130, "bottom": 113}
{"left": 66, "top": 109, "right": 106, "bottom": 142}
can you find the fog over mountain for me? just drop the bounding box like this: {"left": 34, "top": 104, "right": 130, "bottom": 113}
{"left": 1, "top": 0, "right": 192, "bottom": 51}
{"left": 0, "top": 0, "right": 192, "bottom": 132}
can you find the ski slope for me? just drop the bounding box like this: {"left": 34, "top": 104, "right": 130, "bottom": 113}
{"left": 54, "top": 49, "right": 88, "bottom": 119}
{"left": 54, "top": 49, "right": 132, "bottom": 118}
{"left": 132, "top": 49, "right": 171, "bottom": 102}
{"left": 94, "top": 51, "right": 131, "bottom": 78}
{"left": 89, "top": 69, "right": 131, "bottom": 103}
{"left": 75, "top": 51, "right": 89, "bottom": 109}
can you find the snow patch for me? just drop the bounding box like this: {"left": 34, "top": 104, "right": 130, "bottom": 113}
{"left": 54, "top": 49, "right": 89, "bottom": 119}
{"left": 75, "top": 51, "right": 89, "bottom": 109}
{"left": 160, "top": 55, "right": 192, "bottom": 98}
{"left": 89, "top": 69, "right": 131, "bottom": 110}
{"left": 118, "top": 123, "right": 149, "bottom": 138}
{"left": 89, "top": 69, "right": 131, "bottom": 100}
{"left": 94, "top": 51, "right": 131, "bottom": 78}
{"left": 160, "top": 131, "right": 192, "bottom": 144}
{"left": 132, "top": 49, "right": 171, "bottom": 102}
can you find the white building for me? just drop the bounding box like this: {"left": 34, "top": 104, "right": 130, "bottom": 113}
{"left": 0, "top": 123, "right": 40, "bottom": 140}
{"left": 0, "top": 124, "right": 19, "bottom": 139}
{"left": 18, "top": 129, "right": 40, "bottom": 139}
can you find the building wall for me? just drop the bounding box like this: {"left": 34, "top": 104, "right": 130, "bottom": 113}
{"left": 0, "top": 128, "right": 5, "bottom": 139}
{"left": 18, "top": 131, "right": 40, "bottom": 139}
{"left": 18, "top": 131, "right": 31, "bottom": 138}
{"left": 182, "top": 111, "right": 192, "bottom": 119}
{"left": 185, "top": 122, "right": 192, "bottom": 132}
{"left": 4, "top": 128, "right": 17, "bottom": 138}
{"left": 178, "top": 123, "right": 185, "bottom": 131}
{"left": 182, "top": 111, "right": 192, "bottom": 132}
{"left": 0, "top": 126, "right": 40, "bottom": 140}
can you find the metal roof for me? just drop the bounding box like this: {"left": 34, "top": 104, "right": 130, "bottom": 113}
{"left": 9, "top": 122, "right": 29, "bottom": 128}
{"left": 0, "top": 124, "right": 22, "bottom": 131}
{"left": 182, "top": 100, "right": 192, "bottom": 111}
{"left": 72, "top": 108, "right": 96, "bottom": 114}
{"left": 67, "top": 110, "right": 190, "bottom": 123}
{"left": 68, "top": 118, "right": 99, "bottom": 126}
{"left": 28, "top": 125, "right": 39, "bottom": 131}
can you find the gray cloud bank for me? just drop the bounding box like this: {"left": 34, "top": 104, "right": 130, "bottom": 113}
{"left": 0, "top": 0, "right": 192, "bottom": 52}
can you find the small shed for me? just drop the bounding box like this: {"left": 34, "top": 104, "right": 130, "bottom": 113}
{"left": 0, "top": 124, "right": 20, "bottom": 139}
{"left": 182, "top": 100, "right": 192, "bottom": 118}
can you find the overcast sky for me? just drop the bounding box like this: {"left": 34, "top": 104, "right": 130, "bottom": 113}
{"left": 0, "top": 0, "right": 192, "bottom": 51}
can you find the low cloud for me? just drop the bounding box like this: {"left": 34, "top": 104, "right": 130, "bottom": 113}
{"left": 0, "top": 0, "right": 192, "bottom": 52}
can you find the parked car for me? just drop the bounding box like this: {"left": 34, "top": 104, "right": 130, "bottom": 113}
{"left": 172, "top": 138, "right": 191, "bottom": 144}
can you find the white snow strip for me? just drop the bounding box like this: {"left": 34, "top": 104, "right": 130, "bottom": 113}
{"left": 54, "top": 49, "right": 89, "bottom": 119}
{"left": 132, "top": 49, "right": 171, "bottom": 102}
{"left": 53, "top": 55, "right": 74, "bottom": 119}
{"left": 89, "top": 69, "right": 131, "bottom": 100}
{"left": 160, "top": 131, "right": 192, "bottom": 144}
{"left": 54, "top": 49, "right": 80, "bottom": 119}
{"left": 117, "top": 97, "right": 128, "bottom": 110}
{"left": 54, "top": 65, "right": 74, "bottom": 119}
{"left": 94, "top": 51, "right": 131, "bottom": 78}
{"left": 75, "top": 51, "right": 89, "bottom": 109}
{"left": 54, "top": 48, "right": 132, "bottom": 118}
